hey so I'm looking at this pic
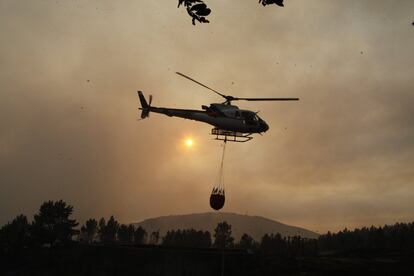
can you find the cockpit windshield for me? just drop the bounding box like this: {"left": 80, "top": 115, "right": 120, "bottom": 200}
{"left": 241, "top": 111, "right": 259, "bottom": 122}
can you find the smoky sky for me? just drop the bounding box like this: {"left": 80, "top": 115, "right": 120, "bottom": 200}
{"left": 1, "top": 0, "right": 413, "bottom": 232}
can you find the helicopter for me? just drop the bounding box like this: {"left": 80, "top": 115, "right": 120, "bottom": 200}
{"left": 137, "top": 72, "right": 299, "bottom": 142}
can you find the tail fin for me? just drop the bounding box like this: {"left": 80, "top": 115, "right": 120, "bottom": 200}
{"left": 137, "top": 91, "right": 152, "bottom": 119}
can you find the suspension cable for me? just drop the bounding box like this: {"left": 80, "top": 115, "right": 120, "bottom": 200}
{"left": 217, "top": 141, "right": 226, "bottom": 190}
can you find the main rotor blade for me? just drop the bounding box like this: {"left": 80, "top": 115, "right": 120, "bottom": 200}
{"left": 238, "top": 97, "right": 299, "bottom": 101}
{"left": 176, "top": 72, "right": 227, "bottom": 99}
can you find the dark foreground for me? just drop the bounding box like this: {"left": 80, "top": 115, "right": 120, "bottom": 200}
{"left": 2, "top": 244, "right": 414, "bottom": 276}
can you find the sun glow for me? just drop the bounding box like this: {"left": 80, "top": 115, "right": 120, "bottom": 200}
{"left": 185, "top": 138, "right": 193, "bottom": 147}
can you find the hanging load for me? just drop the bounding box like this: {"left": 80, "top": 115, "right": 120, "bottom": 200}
{"left": 210, "top": 188, "right": 225, "bottom": 210}
{"left": 209, "top": 142, "right": 227, "bottom": 211}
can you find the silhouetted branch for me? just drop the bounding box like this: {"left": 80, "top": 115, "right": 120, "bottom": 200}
{"left": 177, "top": 0, "right": 285, "bottom": 25}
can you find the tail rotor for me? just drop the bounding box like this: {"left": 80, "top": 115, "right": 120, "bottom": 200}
{"left": 137, "top": 91, "right": 153, "bottom": 119}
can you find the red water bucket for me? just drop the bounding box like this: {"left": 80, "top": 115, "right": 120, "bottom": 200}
{"left": 210, "top": 189, "right": 225, "bottom": 210}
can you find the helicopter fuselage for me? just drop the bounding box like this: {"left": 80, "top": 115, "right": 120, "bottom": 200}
{"left": 142, "top": 100, "right": 269, "bottom": 133}
{"left": 149, "top": 106, "right": 269, "bottom": 133}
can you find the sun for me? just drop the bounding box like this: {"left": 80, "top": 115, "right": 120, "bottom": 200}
{"left": 185, "top": 138, "right": 193, "bottom": 147}
{"left": 185, "top": 138, "right": 194, "bottom": 148}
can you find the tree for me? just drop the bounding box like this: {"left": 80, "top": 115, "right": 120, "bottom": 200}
{"left": 99, "top": 216, "right": 119, "bottom": 243}
{"left": 238, "top": 233, "right": 257, "bottom": 250}
{"left": 260, "top": 233, "right": 288, "bottom": 256}
{"left": 98, "top": 217, "right": 106, "bottom": 242}
{"left": 31, "top": 200, "right": 78, "bottom": 247}
{"left": 134, "top": 226, "right": 147, "bottom": 244}
{"left": 0, "top": 214, "right": 30, "bottom": 251}
{"left": 213, "top": 221, "right": 234, "bottom": 248}
{"left": 118, "top": 224, "right": 135, "bottom": 243}
{"left": 80, "top": 218, "right": 98, "bottom": 243}
{"left": 150, "top": 230, "right": 160, "bottom": 245}
{"left": 162, "top": 229, "right": 211, "bottom": 248}
{"left": 317, "top": 222, "right": 414, "bottom": 252}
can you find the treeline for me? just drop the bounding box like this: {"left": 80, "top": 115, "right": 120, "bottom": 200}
{"left": 79, "top": 216, "right": 212, "bottom": 247}
{"left": 2, "top": 200, "right": 414, "bottom": 257}
{"left": 0, "top": 200, "right": 316, "bottom": 257}
{"left": 318, "top": 223, "right": 414, "bottom": 252}
{"left": 0, "top": 200, "right": 78, "bottom": 251}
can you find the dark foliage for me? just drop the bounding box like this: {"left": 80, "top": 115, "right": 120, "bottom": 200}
{"left": 177, "top": 0, "right": 284, "bottom": 25}
{"left": 98, "top": 217, "right": 106, "bottom": 241}
{"left": 260, "top": 233, "right": 317, "bottom": 257}
{"left": 318, "top": 222, "right": 414, "bottom": 251}
{"left": 213, "top": 221, "right": 234, "bottom": 248}
{"left": 80, "top": 218, "right": 98, "bottom": 244}
{"left": 149, "top": 230, "right": 160, "bottom": 244}
{"left": 237, "top": 233, "right": 258, "bottom": 250}
{"left": 178, "top": 0, "right": 211, "bottom": 25}
{"left": 118, "top": 224, "right": 135, "bottom": 243}
{"left": 98, "top": 216, "right": 119, "bottom": 243}
{"left": 3, "top": 200, "right": 414, "bottom": 276}
{"left": 0, "top": 214, "right": 30, "bottom": 252}
{"left": 162, "top": 229, "right": 212, "bottom": 247}
{"left": 134, "top": 226, "right": 147, "bottom": 245}
{"left": 83, "top": 218, "right": 145, "bottom": 245}
{"left": 259, "top": 0, "right": 284, "bottom": 7}
{"left": 31, "top": 200, "right": 78, "bottom": 247}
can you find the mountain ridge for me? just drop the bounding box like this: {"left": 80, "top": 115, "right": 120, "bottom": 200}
{"left": 133, "top": 212, "right": 319, "bottom": 241}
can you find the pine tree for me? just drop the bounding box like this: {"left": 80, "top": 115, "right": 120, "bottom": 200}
{"left": 213, "top": 221, "right": 234, "bottom": 248}
{"left": 31, "top": 200, "right": 78, "bottom": 247}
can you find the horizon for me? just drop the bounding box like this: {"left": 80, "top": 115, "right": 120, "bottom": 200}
{"left": 4, "top": 205, "right": 413, "bottom": 235}
{"left": 1, "top": 0, "right": 414, "bottom": 233}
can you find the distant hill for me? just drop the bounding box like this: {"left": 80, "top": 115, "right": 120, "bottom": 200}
{"left": 133, "top": 212, "right": 318, "bottom": 241}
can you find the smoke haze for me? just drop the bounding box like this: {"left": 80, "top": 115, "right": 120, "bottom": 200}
{"left": 1, "top": 0, "right": 413, "bottom": 232}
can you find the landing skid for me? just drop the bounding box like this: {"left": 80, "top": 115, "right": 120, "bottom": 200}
{"left": 211, "top": 128, "right": 253, "bottom": 143}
